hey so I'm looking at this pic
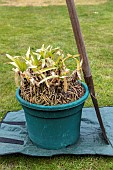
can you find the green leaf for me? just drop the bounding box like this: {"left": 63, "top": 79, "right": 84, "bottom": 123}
{"left": 6, "top": 54, "right": 27, "bottom": 72}
{"left": 18, "top": 62, "right": 27, "bottom": 72}
{"left": 6, "top": 54, "right": 15, "bottom": 62}
{"left": 31, "top": 52, "right": 39, "bottom": 66}
{"left": 38, "top": 75, "right": 59, "bottom": 86}
{"left": 40, "top": 67, "right": 57, "bottom": 73}
{"left": 26, "top": 47, "right": 31, "bottom": 60}
{"left": 46, "top": 57, "right": 55, "bottom": 67}
{"left": 33, "top": 52, "right": 41, "bottom": 60}
{"left": 8, "top": 61, "right": 19, "bottom": 68}
{"left": 41, "top": 59, "right": 45, "bottom": 68}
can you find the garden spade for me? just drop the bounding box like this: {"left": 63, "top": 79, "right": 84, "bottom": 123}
{"left": 66, "top": 0, "right": 109, "bottom": 144}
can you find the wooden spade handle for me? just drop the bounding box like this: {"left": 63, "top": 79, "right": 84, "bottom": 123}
{"left": 66, "top": 0, "right": 109, "bottom": 144}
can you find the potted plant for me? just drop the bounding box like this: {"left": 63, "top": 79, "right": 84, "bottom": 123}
{"left": 6, "top": 45, "right": 89, "bottom": 149}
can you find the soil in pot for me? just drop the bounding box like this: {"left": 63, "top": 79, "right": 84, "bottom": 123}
{"left": 20, "top": 75, "right": 85, "bottom": 106}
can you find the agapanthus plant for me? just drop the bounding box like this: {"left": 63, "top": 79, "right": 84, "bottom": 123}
{"left": 6, "top": 45, "right": 84, "bottom": 105}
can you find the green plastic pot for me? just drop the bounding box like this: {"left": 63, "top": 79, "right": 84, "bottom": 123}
{"left": 16, "top": 82, "right": 89, "bottom": 150}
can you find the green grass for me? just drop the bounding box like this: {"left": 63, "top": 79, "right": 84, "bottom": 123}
{"left": 0, "top": 1, "right": 113, "bottom": 169}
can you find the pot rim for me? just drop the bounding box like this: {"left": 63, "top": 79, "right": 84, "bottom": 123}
{"left": 16, "top": 82, "right": 89, "bottom": 111}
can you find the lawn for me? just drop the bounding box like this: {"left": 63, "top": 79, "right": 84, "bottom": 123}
{"left": 0, "top": 0, "right": 113, "bottom": 169}
{"left": 0, "top": 0, "right": 108, "bottom": 6}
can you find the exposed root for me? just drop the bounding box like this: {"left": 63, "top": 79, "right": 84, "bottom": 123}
{"left": 20, "top": 78, "right": 85, "bottom": 106}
